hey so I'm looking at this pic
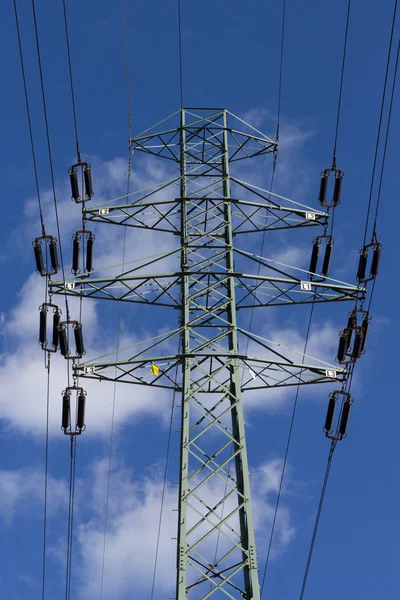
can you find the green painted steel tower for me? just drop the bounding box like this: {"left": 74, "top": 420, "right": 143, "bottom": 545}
{"left": 50, "top": 108, "right": 363, "bottom": 599}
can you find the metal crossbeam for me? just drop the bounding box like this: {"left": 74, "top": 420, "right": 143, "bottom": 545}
{"left": 83, "top": 195, "right": 328, "bottom": 234}
{"left": 50, "top": 269, "right": 363, "bottom": 308}
{"left": 75, "top": 352, "right": 345, "bottom": 389}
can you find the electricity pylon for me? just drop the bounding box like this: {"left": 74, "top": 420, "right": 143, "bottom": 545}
{"left": 50, "top": 108, "right": 364, "bottom": 599}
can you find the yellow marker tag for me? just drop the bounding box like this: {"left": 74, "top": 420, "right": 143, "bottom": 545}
{"left": 151, "top": 364, "right": 159, "bottom": 376}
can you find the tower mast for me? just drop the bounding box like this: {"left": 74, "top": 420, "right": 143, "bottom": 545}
{"left": 50, "top": 107, "right": 363, "bottom": 599}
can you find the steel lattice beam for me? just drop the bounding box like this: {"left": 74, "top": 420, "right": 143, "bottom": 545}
{"left": 50, "top": 270, "right": 363, "bottom": 308}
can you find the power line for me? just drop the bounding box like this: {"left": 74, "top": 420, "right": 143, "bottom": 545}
{"left": 13, "top": 0, "right": 46, "bottom": 236}
{"left": 332, "top": 0, "right": 352, "bottom": 169}
{"left": 253, "top": 6, "right": 290, "bottom": 588}
{"left": 298, "top": 440, "right": 337, "bottom": 600}
{"left": 65, "top": 179, "right": 85, "bottom": 600}
{"left": 99, "top": 7, "right": 133, "bottom": 593}
{"left": 99, "top": 150, "right": 131, "bottom": 600}
{"left": 65, "top": 435, "right": 77, "bottom": 600}
{"left": 31, "top": 0, "right": 70, "bottom": 318}
{"left": 30, "top": 4, "right": 75, "bottom": 588}
{"left": 177, "top": 0, "right": 184, "bottom": 108}
{"left": 122, "top": 0, "right": 133, "bottom": 140}
{"left": 276, "top": 0, "right": 286, "bottom": 140}
{"left": 367, "top": 38, "right": 400, "bottom": 313}
{"left": 61, "top": 0, "right": 87, "bottom": 570}
{"left": 296, "top": 364, "right": 356, "bottom": 600}
{"left": 41, "top": 356, "right": 51, "bottom": 600}
{"left": 297, "top": 367, "right": 356, "bottom": 600}
{"left": 260, "top": 300, "right": 316, "bottom": 598}
{"left": 362, "top": 0, "right": 398, "bottom": 247}
{"left": 61, "top": 0, "right": 81, "bottom": 163}
{"left": 150, "top": 358, "right": 180, "bottom": 600}
{"left": 99, "top": 363, "right": 119, "bottom": 598}
{"left": 322, "top": 0, "right": 351, "bottom": 244}
{"left": 247, "top": 0, "right": 287, "bottom": 355}
{"left": 30, "top": 6, "right": 73, "bottom": 451}
{"left": 298, "top": 27, "right": 399, "bottom": 600}
{"left": 371, "top": 36, "right": 400, "bottom": 237}
{"left": 13, "top": 4, "right": 54, "bottom": 597}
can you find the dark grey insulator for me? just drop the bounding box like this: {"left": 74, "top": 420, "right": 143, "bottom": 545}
{"left": 74, "top": 323, "right": 85, "bottom": 356}
{"left": 52, "top": 311, "right": 61, "bottom": 349}
{"left": 84, "top": 165, "right": 94, "bottom": 199}
{"left": 70, "top": 168, "right": 80, "bottom": 201}
{"left": 345, "top": 312, "right": 356, "bottom": 351}
{"left": 58, "top": 325, "right": 69, "bottom": 357}
{"left": 332, "top": 173, "right": 343, "bottom": 205}
{"left": 321, "top": 240, "right": 333, "bottom": 277}
{"left": 34, "top": 242, "right": 45, "bottom": 274}
{"left": 39, "top": 306, "right": 47, "bottom": 347}
{"left": 360, "top": 314, "right": 370, "bottom": 354}
{"left": 337, "top": 332, "right": 348, "bottom": 363}
{"left": 347, "top": 312, "right": 356, "bottom": 330}
{"left": 318, "top": 173, "right": 328, "bottom": 204}
{"left": 62, "top": 392, "right": 71, "bottom": 432}
{"left": 352, "top": 328, "right": 363, "bottom": 360}
{"left": 357, "top": 249, "right": 368, "bottom": 281}
{"left": 370, "top": 243, "right": 382, "bottom": 277}
{"left": 72, "top": 235, "right": 80, "bottom": 274}
{"left": 76, "top": 392, "right": 86, "bottom": 431}
{"left": 309, "top": 240, "right": 320, "bottom": 276}
{"left": 339, "top": 401, "right": 351, "bottom": 437}
{"left": 49, "top": 239, "right": 59, "bottom": 272}
{"left": 86, "top": 235, "right": 94, "bottom": 273}
{"left": 324, "top": 395, "right": 336, "bottom": 433}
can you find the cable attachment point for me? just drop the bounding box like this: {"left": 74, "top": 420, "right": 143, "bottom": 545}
{"left": 33, "top": 235, "right": 60, "bottom": 276}
{"left": 58, "top": 319, "right": 86, "bottom": 359}
{"left": 61, "top": 386, "right": 87, "bottom": 435}
{"left": 318, "top": 168, "right": 344, "bottom": 207}
{"left": 336, "top": 309, "right": 371, "bottom": 364}
{"left": 69, "top": 162, "right": 94, "bottom": 203}
{"left": 357, "top": 237, "right": 382, "bottom": 283}
{"left": 72, "top": 230, "right": 95, "bottom": 275}
{"left": 38, "top": 303, "right": 61, "bottom": 352}
{"left": 324, "top": 390, "right": 353, "bottom": 441}
{"left": 308, "top": 234, "right": 334, "bottom": 280}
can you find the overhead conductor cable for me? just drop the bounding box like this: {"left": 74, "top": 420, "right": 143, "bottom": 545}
{"left": 299, "top": 2, "right": 398, "bottom": 597}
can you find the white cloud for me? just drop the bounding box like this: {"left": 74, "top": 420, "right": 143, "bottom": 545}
{"left": 270, "top": 245, "right": 309, "bottom": 270}
{"left": 253, "top": 459, "right": 296, "bottom": 555}
{"left": 239, "top": 108, "right": 313, "bottom": 153}
{"left": 2, "top": 123, "right": 349, "bottom": 456}
{"left": 241, "top": 107, "right": 273, "bottom": 131}
{"left": 0, "top": 262, "right": 174, "bottom": 436}
{"left": 0, "top": 156, "right": 181, "bottom": 437}
{"left": 0, "top": 336, "right": 172, "bottom": 437}
{"left": 0, "top": 456, "right": 290, "bottom": 598}
{"left": 278, "top": 119, "right": 314, "bottom": 151}
{"left": 241, "top": 319, "right": 340, "bottom": 411}
{"left": 0, "top": 466, "right": 68, "bottom": 524}
{"left": 74, "top": 462, "right": 178, "bottom": 599}
{"left": 60, "top": 456, "right": 296, "bottom": 599}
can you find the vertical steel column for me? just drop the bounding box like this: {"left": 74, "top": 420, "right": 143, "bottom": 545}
{"left": 176, "top": 109, "right": 260, "bottom": 600}
{"left": 177, "top": 108, "right": 190, "bottom": 599}
{"left": 221, "top": 110, "right": 260, "bottom": 600}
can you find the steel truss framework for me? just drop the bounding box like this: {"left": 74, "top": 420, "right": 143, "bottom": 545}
{"left": 51, "top": 109, "right": 362, "bottom": 600}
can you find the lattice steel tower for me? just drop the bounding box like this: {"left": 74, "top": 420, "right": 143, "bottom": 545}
{"left": 50, "top": 108, "right": 363, "bottom": 599}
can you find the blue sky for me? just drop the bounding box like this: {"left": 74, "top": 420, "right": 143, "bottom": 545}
{"left": 0, "top": 1, "right": 399, "bottom": 599}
